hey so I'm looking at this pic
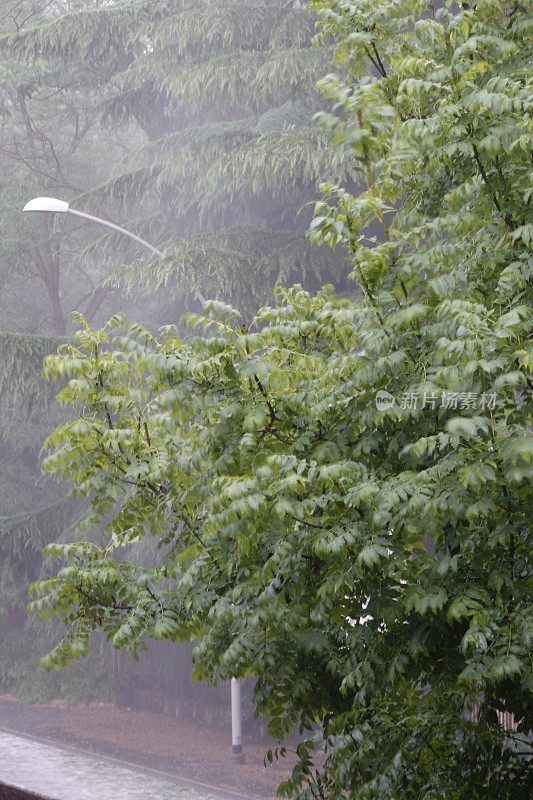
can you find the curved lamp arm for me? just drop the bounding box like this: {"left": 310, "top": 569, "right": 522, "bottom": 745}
{"left": 68, "top": 208, "right": 164, "bottom": 259}
{"left": 23, "top": 196, "right": 164, "bottom": 258}
{"left": 23, "top": 196, "right": 207, "bottom": 302}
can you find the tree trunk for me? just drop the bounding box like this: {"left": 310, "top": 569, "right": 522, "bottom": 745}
{"left": 38, "top": 217, "right": 65, "bottom": 335}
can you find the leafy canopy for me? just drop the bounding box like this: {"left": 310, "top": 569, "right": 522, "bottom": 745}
{"left": 35, "top": 1, "right": 532, "bottom": 798}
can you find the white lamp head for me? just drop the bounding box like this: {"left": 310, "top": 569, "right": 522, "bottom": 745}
{"left": 23, "top": 197, "right": 69, "bottom": 213}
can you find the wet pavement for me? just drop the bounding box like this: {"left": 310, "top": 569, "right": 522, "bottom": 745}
{"left": 0, "top": 698, "right": 290, "bottom": 798}
{"left": 0, "top": 730, "right": 233, "bottom": 800}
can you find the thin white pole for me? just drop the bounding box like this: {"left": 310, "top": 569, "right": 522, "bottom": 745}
{"left": 230, "top": 677, "right": 244, "bottom": 763}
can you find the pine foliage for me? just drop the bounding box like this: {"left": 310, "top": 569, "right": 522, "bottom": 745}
{"left": 3, "top": 0, "right": 350, "bottom": 310}
{"left": 0, "top": 328, "right": 73, "bottom": 647}
{"left": 0, "top": 332, "right": 64, "bottom": 445}
{"left": 110, "top": 229, "right": 347, "bottom": 309}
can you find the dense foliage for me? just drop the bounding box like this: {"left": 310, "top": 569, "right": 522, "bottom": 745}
{"left": 35, "top": 0, "right": 532, "bottom": 796}
{"left": 0, "top": 0, "right": 136, "bottom": 336}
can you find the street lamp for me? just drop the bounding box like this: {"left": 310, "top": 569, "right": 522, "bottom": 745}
{"left": 23, "top": 196, "right": 237, "bottom": 756}
{"left": 23, "top": 196, "right": 164, "bottom": 259}
{"left": 24, "top": 196, "right": 207, "bottom": 303}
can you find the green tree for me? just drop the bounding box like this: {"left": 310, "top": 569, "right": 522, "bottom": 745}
{"left": 25, "top": 0, "right": 533, "bottom": 796}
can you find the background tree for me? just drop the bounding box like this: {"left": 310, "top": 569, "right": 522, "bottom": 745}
{"left": 0, "top": 0, "right": 135, "bottom": 336}
{"left": 5, "top": 0, "right": 350, "bottom": 317}
{"left": 36, "top": 0, "right": 532, "bottom": 796}
{"left": 0, "top": 0, "right": 124, "bottom": 696}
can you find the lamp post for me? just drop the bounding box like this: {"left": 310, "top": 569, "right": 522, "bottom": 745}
{"left": 231, "top": 678, "right": 245, "bottom": 763}
{"left": 23, "top": 196, "right": 164, "bottom": 259}
{"left": 24, "top": 196, "right": 206, "bottom": 304}
{"left": 23, "top": 195, "right": 238, "bottom": 760}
